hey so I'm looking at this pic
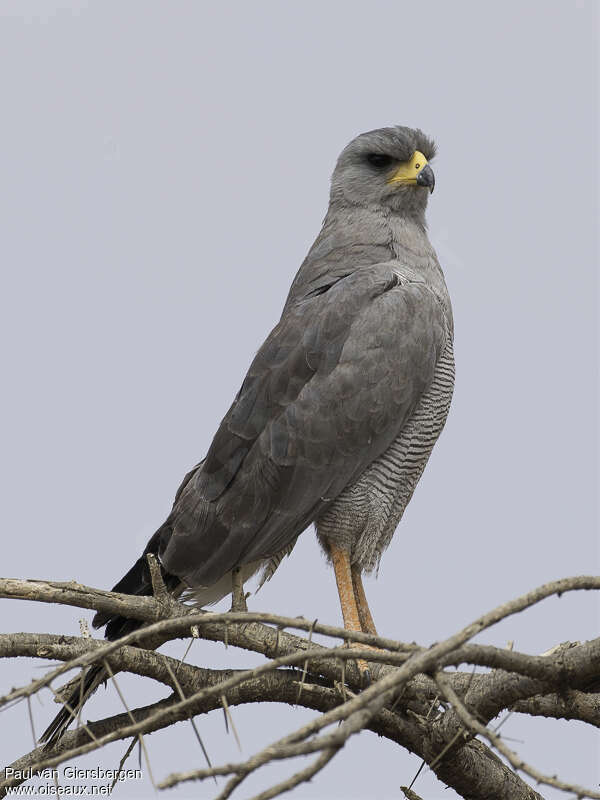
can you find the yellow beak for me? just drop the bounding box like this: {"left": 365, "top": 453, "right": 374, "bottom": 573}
{"left": 388, "top": 151, "right": 434, "bottom": 192}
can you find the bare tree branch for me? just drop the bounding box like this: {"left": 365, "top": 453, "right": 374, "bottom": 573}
{"left": 1, "top": 573, "right": 598, "bottom": 800}
{"left": 435, "top": 670, "right": 600, "bottom": 799}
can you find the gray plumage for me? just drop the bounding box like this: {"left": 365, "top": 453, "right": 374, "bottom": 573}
{"left": 106, "top": 125, "right": 453, "bottom": 615}
{"left": 41, "top": 125, "right": 454, "bottom": 747}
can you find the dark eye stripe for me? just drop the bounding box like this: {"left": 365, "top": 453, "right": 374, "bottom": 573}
{"left": 366, "top": 153, "right": 393, "bottom": 169}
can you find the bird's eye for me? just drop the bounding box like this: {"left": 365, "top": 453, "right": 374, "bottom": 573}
{"left": 366, "top": 153, "right": 393, "bottom": 169}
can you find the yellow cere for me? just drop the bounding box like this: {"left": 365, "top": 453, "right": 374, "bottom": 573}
{"left": 387, "top": 150, "right": 428, "bottom": 185}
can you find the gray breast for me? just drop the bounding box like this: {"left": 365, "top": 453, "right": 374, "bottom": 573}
{"left": 316, "top": 331, "right": 455, "bottom": 572}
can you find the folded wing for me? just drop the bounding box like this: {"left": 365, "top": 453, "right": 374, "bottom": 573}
{"left": 158, "top": 264, "right": 448, "bottom": 588}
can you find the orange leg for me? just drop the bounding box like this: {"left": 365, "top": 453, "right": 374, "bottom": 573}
{"left": 230, "top": 567, "right": 247, "bottom": 612}
{"left": 329, "top": 543, "right": 371, "bottom": 682}
{"left": 351, "top": 567, "right": 378, "bottom": 636}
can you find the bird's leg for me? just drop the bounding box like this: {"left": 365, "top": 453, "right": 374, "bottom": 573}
{"left": 230, "top": 567, "right": 247, "bottom": 612}
{"left": 328, "top": 542, "right": 371, "bottom": 684}
{"left": 351, "top": 566, "right": 378, "bottom": 636}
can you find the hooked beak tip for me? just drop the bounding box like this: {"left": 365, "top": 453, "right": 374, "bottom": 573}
{"left": 416, "top": 163, "right": 435, "bottom": 194}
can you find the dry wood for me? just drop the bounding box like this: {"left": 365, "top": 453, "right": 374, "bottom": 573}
{"left": 0, "top": 574, "right": 598, "bottom": 800}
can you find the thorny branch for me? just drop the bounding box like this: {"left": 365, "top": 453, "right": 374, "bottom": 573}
{"left": 0, "top": 575, "right": 598, "bottom": 800}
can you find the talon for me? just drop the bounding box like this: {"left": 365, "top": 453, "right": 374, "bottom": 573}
{"left": 356, "top": 656, "right": 372, "bottom": 687}
{"left": 361, "top": 666, "right": 372, "bottom": 688}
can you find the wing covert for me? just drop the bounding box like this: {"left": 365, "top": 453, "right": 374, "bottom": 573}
{"left": 160, "top": 265, "right": 448, "bottom": 586}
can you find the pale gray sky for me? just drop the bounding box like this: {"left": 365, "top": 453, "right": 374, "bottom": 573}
{"left": 1, "top": 1, "right": 598, "bottom": 798}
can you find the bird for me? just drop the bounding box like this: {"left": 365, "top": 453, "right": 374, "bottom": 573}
{"left": 41, "top": 125, "right": 454, "bottom": 747}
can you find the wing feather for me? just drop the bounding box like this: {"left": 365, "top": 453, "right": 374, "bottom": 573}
{"left": 159, "top": 265, "right": 447, "bottom": 586}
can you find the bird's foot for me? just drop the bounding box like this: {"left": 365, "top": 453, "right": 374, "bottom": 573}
{"left": 357, "top": 660, "right": 372, "bottom": 688}
{"left": 230, "top": 591, "right": 249, "bottom": 613}
{"left": 230, "top": 568, "right": 248, "bottom": 612}
{"left": 354, "top": 642, "right": 384, "bottom": 687}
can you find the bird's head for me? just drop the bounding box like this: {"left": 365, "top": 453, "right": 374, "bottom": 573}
{"left": 330, "top": 126, "right": 436, "bottom": 218}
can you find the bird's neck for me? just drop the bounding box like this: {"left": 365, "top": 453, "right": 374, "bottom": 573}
{"left": 284, "top": 205, "right": 437, "bottom": 310}
{"left": 322, "top": 203, "right": 433, "bottom": 260}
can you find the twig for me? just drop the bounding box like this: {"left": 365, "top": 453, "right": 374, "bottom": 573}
{"left": 400, "top": 788, "right": 425, "bottom": 800}
{"left": 108, "top": 738, "right": 137, "bottom": 794}
{"left": 146, "top": 554, "right": 169, "bottom": 605}
{"left": 246, "top": 747, "right": 338, "bottom": 800}
{"left": 435, "top": 670, "right": 600, "bottom": 799}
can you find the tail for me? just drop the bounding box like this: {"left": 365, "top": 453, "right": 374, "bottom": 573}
{"left": 92, "top": 528, "right": 180, "bottom": 640}
{"left": 40, "top": 528, "right": 181, "bottom": 748}
{"left": 39, "top": 664, "right": 106, "bottom": 749}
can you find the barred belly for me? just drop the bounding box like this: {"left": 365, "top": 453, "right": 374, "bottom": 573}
{"left": 316, "top": 334, "right": 455, "bottom": 572}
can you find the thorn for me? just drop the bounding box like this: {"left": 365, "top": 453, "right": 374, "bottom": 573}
{"left": 221, "top": 693, "right": 242, "bottom": 752}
